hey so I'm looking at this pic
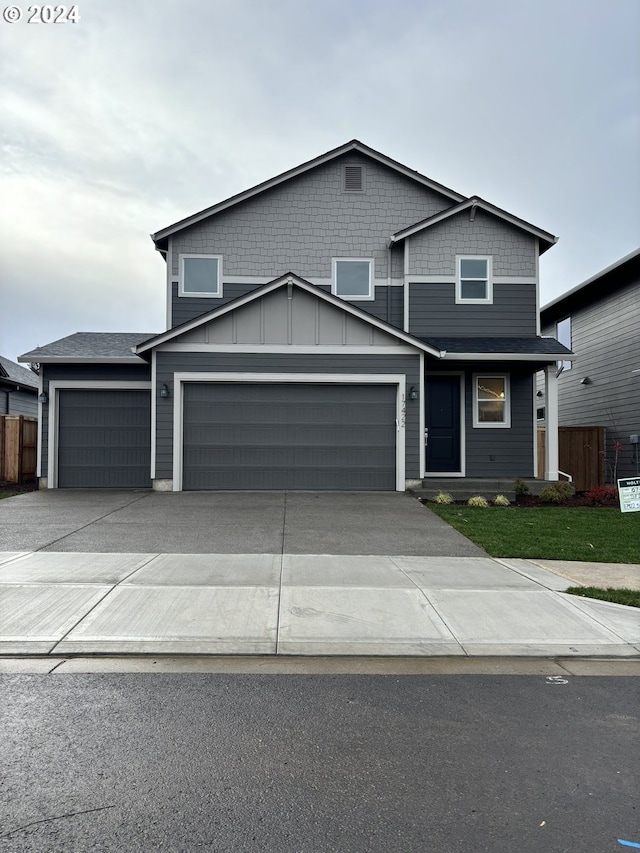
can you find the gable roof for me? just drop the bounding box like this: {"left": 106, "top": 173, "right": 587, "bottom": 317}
{"left": 151, "top": 140, "right": 467, "bottom": 251}
{"left": 541, "top": 247, "right": 640, "bottom": 323}
{"left": 0, "top": 355, "right": 39, "bottom": 389}
{"left": 18, "top": 333, "right": 159, "bottom": 364}
{"left": 390, "top": 197, "right": 557, "bottom": 254}
{"left": 135, "top": 273, "right": 443, "bottom": 358}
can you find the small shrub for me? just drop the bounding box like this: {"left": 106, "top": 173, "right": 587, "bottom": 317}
{"left": 585, "top": 486, "right": 619, "bottom": 506}
{"left": 434, "top": 492, "right": 453, "bottom": 504}
{"left": 493, "top": 494, "right": 510, "bottom": 506}
{"left": 539, "top": 481, "right": 576, "bottom": 503}
{"left": 467, "top": 495, "right": 489, "bottom": 508}
{"left": 514, "top": 478, "right": 531, "bottom": 497}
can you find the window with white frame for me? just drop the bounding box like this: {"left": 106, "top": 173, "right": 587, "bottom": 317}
{"left": 332, "top": 259, "right": 374, "bottom": 299}
{"left": 473, "top": 374, "right": 510, "bottom": 427}
{"left": 556, "top": 316, "right": 572, "bottom": 371}
{"left": 456, "top": 256, "right": 492, "bottom": 304}
{"left": 180, "top": 255, "right": 222, "bottom": 297}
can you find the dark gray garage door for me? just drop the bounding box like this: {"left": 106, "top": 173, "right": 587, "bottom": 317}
{"left": 57, "top": 389, "right": 151, "bottom": 488}
{"left": 182, "top": 383, "right": 397, "bottom": 490}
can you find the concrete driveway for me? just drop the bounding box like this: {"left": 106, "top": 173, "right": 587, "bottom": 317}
{"left": 0, "top": 489, "right": 485, "bottom": 556}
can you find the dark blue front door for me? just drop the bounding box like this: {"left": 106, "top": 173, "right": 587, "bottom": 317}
{"left": 425, "top": 375, "right": 461, "bottom": 473}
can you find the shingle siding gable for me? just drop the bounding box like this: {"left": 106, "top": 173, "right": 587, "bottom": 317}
{"left": 170, "top": 152, "right": 453, "bottom": 287}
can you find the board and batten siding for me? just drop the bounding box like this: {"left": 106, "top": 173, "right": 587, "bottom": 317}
{"left": 154, "top": 352, "right": 422, "bottom": 481}
{"left": 541, "top": 279, "right": 640, "bottom": 479}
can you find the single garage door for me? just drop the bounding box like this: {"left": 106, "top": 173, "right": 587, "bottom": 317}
{"left": 57, "top": 389, "right": 151, "bottom": 488}
{"left": 182, "top": 383, "right": 397, "bottom": 490}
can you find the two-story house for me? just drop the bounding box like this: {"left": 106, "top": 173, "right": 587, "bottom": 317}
{"left": 19, "top": 140, "right": 571, "bottom": 491}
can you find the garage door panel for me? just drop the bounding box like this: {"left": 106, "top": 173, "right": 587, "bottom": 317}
{"left": 182, "top": 383, "right": 397, "bottom": 491}
{"left": 58, "top": 389, "right": 150, "bottom": 488}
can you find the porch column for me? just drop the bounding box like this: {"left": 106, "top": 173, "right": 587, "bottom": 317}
{"left": 544, "top": 364, "right": 559, "bottom": 480}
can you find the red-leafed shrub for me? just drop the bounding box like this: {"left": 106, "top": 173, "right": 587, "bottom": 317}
{"left": 584, "top": 486, "right": 619, "bottom": 506}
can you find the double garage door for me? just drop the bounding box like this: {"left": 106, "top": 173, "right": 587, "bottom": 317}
{"left": 182, "top": 382, "right": 397, "bottom": 490}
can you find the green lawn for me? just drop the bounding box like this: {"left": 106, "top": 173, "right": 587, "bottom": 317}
{"left": 565, "top": 587, "right": 640, "bottom": 608}
{"left": 429, "top": 506, "right": 640, "bottom": 563}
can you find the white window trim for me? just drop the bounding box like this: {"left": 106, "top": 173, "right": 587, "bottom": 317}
{"left": 473, "top": 373, "right": 511, "bottom": 428}
{"left": 332, "top": 258, "right": 375, "bottom": 301}
{"left": 455, "top": 255, "right": 493, "bottom": 304}
{"left": 179, "top": 254, "right": 223, "bottom": 298}
{"left": 172, "top": 372, "right": 406, "bottom": 491}
{"left": 46, "top": 380, "right": 153, "bottom": 488}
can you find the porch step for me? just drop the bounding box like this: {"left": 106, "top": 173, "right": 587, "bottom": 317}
{"left": 408, "top": 478, "right": 556, "bottom": 502}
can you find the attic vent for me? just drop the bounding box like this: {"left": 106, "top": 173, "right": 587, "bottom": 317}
{"left": 344, "top": 164, "right": 364, "bottom": 192}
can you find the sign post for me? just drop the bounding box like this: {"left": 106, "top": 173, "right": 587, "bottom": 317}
{"left": 617, "top": 477, "right": 640, "bottom": 513}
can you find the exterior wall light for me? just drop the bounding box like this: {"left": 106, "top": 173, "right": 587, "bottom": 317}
{"left": 38, "top": 391, "right": 48, "bottom": 404}
{"left": 160, "top": 384, "right": 170, "bottom": 398}
{"left": 408, "top": 386, "right": 418, "bottom": 400}
{"left": 580, "top": 377, "right": 592, "bottom": 385}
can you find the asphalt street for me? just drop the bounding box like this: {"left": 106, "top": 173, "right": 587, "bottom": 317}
{"left": 1, "top": 674, "right": 638, "bottom": 852}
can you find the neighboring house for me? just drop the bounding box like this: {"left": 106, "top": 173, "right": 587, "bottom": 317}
{"left": 0, "top": 356, "right": 39, "bottom": 417}
{"left": 539, "top": 248, "right": 640, "bottom": 482}
{"left": 19, "top": 140, "right": 570, "bottom": 491}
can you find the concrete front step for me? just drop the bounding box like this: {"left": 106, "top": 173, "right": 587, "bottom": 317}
{"left": 408, "top": 478, "right": 557, "bottom": 502}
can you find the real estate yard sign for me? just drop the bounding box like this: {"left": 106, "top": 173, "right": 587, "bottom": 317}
{"left": 617, "top": 477, "right": 640, "bottom": 513}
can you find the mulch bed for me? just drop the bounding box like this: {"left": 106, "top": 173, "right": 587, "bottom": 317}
{"left": 0, "top": 481, "right": 37, "bottom": 497}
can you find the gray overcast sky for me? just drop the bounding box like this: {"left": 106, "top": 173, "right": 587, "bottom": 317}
{"left": 1, "top": 0, "right": 638, "bottom": 363}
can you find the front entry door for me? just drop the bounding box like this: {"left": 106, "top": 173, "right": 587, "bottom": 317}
{"left": 425, "top": 375, "right": 461, "bottom": 473}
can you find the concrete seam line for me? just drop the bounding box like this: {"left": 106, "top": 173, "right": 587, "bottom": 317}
{"left": 47, "top": 553, "right": 161, "bottom": 655}
{"left": 32, "top": 491, "right": 154, "bottom": 554}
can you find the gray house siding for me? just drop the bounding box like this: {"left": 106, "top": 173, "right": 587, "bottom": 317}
{"left": 39, "top": 363, "right": 151, "bottom": 482}
{"left": 409, "top": 283, "right": 537, "bottom": 337}
{"left": 170, "top": 153, "right": 452, "bottom": 281}
{"left": 154, "top": 352, "right": 422, "bottom": 482}
{"left": 430, "top": 362, "right": 534, "bottom": 477}
{"left": 541, "top": 278, "right": 640, "bottom": 479}
{"left": 408, "top": 209, "right": 537, "bottom": 277}
{"left": 465, "top": 368, "right": 534, "bottom": 477}
{"left": 171, "top": 282, "right": 261, "bottom": 327}
{"left": 169, "top": 152, "right": 455, "bottom": 327}
{"left": 0, "top": 388, "right": 37, "bottom": 416}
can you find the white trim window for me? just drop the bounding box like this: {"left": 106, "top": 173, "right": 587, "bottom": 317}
{"left": 332, "top": 258, "right": 374, "bottom": 300}
{"left": 179, "top": 254, "right": 222, "bottom": 297}
{"left": 473, "top": 374, "right": 510, "bottom": 428}
{"left": 456, "top": 256, "right": 493, "bottom": 304}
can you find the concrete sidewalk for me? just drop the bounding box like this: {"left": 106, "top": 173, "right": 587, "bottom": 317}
{"left": 1, "top": 551, "right": 638, "bottom": 658}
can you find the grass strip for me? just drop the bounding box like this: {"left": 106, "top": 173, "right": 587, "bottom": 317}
{"left": 565, "top": 587, "right": 640, "bottom": 608}
{"left": 428, "top": 505, "right": 640, "bottom": 563}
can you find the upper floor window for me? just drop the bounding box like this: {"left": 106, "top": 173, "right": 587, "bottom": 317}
{"left": 179, "top": 254, "right": 222, "bottom": 297}
{"left": 473, "top": 374, "right": 511, "bottom": 428}
{"left": 456, "top": 256, "right": 493, "bottom": 304}
{"left": 332, "top": 259, "right": 374, "bottom": 300}
{"left": 556, "top": 316, "right": 572, "bottom": 371}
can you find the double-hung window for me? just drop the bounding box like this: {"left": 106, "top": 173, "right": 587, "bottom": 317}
{"left": 456, "top": 256, "right": 492, "bottom": 304}
{"left": 179, "top": 254, "right": 222, "bottom": 297}
{"left": 332, "top": 259, "right": 374, "bottom": 300}
{"left": 473, "top": 374, "right": 510, "bottom": 428}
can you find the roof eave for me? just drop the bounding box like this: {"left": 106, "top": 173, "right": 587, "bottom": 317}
{"left": 151, "top": 140, "right": 466, "bottom": 249}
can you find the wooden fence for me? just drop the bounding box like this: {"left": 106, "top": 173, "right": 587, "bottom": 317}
{"left": 0, "top": 415, "right": 38, "bottom": 483}
{"left": 537, "top": 425, "right": 605, "bottom": 491}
